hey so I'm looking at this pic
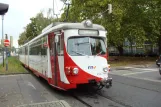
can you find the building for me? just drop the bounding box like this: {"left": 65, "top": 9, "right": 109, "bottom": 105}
{"left": 10, "top": 36, "right": 13, "bottom": 48}
{"left": 108, "top": 39, "right": 159, "bottom": 56}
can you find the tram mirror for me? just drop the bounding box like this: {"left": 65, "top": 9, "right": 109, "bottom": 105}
{"left": 0, "top": 3, "right": 9, "bottom": 15}
{"left": 55, "top": 35, "right": 59, "bottom": 43}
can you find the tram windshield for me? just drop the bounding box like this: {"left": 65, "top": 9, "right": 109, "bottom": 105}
{"left": 67, "top": 37, "right": 106, "bottom": 56}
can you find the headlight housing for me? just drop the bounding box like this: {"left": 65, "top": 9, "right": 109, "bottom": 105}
{"left": 103, "top": 67, "right": 108, "bottom": 72}
{"left": 72, "top": 68, "right": 79, "bottom": 75}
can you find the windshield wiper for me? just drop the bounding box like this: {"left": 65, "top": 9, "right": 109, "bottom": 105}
{"left": 96, "top": 51, "right": 102, "bottom": 56}
{"left": 72, "top": 50, "right": 86, "bottom": 56}
{"left": 75, "top": 42, "right": 89, "bottom": 45}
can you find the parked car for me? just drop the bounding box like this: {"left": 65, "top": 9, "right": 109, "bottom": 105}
{"left": 156, "top": 55, "right": 161, "bottom": 67}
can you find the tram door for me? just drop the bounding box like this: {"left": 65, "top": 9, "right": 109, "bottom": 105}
{"left": 48, "top": 33, "right": 58, "bottom": 86}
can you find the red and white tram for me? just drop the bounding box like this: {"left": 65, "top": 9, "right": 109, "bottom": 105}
{"left": 19, "top": 20, "right": 112, "bottom": 90}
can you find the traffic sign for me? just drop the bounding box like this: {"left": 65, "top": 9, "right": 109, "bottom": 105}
{"left": 4, "top": 39, "right": 10, "bottom": 47}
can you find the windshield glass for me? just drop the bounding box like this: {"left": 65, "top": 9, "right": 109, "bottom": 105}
{"left": 67, "top": 37, "right": 106, "bottom": 56}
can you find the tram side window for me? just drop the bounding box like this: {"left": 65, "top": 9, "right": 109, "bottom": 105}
{"left": 41, "top": 36, "right": 47, "bottom": 55}
{"left": 29, "top": 39, "right": 41, "bottom": 55}
{"left": 25, "top": 47, "right": 28, "bottom": 55}
{"left": 22, "top": 47, "right": 25, "bottom": 55}
{"left": 19, "top": 48, "right": 22, "bottom": 55}
{"left": 57, "top": 35, "right": 64, "bottom": 55}
{"left": 30, "top": 45, "right": 41, "bottom": 55}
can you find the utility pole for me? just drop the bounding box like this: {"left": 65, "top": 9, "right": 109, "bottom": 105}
{"left": 0, "top": 3, "right": 9, "bottom": 67}
{"left": 2, "top": 15, "right": 4, "bottom": 67}
{"left": 53, "top": 0, "right": 60, "bottom": 21}
{"left": 64, "top": 1, "right": 71, "bottom": 22}
{"left": 5, "top": 34, "right": 9, "bottom": 71}
{"left": 53, "top": 0, "right": 55, "bottom": 18}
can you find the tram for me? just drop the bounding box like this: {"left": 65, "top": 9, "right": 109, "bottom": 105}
{"left": 19, "top": 20, "right": 112, "bottom": 90}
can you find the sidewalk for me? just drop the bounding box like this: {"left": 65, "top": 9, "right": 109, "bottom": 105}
{"left": 0, "top": 74, "right": 71, "bottom": 107}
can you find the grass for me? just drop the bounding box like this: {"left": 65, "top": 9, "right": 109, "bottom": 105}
{"left": 0, "top": 56, "right": 28, "bottom": 75}
{"left": 108, "top": 56, "right": 157, "bottom": 67}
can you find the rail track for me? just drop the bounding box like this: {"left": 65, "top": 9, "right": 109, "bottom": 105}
{"left": 69, "top": 86, "right": 131, "bottom": 107}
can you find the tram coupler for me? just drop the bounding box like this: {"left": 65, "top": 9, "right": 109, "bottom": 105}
{"left": 100, "top": 77, "right": 112, "bottom": 88}
{"left": 106, "top": 78, "right": 112, "bottom": 88}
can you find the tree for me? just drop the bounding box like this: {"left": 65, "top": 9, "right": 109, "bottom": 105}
{"left": 60, "top": 0, "right": 128, "bottom": 55}
{"left": 61, "top": 0, "right": 161, "bottom": 55}
{"left": 18, "top": 10, "right": 54, "bottom": 46}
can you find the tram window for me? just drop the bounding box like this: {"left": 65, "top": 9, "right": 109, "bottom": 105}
{"left": 57, "top": 35, "right": 64, "bottom": 55}
{"left": 29, "top": 45, "right": 41, "bottom": 55}
{"left": 19, "top": 48, "right": 21, "bottom": 54}
{"left": 25, "top": 47, "right": 28, "bottom": 55}
{"left": 67, "top": 37, "right": 106, "bottom": 56}
{"left": 41, "top": 36, "right": 47, "bottom": 55}
{"left": 41, "top": 48, "right": 47, "bottom": 55}
{"left": 22, "top": 47, "right": 25, "bottom": 55}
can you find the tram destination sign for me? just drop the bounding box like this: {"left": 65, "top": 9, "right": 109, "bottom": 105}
{"left": 79, "top": 29, "right": 99, "bottom": 36}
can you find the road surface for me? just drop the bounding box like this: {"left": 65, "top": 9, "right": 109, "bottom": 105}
{"left": 0, "top": 65, "right": 161, "bottom": 107}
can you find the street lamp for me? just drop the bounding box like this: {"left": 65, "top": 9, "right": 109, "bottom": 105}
{"left": 0, "top": 3, "right": 9, "bottom": 67}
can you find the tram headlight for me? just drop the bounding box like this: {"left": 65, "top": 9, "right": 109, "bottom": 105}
{"left": 85, "top": 20, "right": 92, "bottom": 27}
{"left": 72, "top": 68, "right": 79, "bottom": 75}
{"left": 103, "top": 67, "right": 108, "bottom": 72}
{"left": 82, "top": 19, "right": 93, "bottom": 27}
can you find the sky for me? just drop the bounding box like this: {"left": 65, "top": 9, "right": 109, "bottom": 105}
{"left": 0, "top": 0, "right": 64, "bottom": 48}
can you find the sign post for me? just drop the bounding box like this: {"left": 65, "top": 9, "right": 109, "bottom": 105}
{"left": 0, "top": 3, "right": 9, "bottom": 67}
{"left": 4, "top": 35, "right": 10, "bottom": 71}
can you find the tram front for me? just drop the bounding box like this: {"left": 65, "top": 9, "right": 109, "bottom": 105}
{"left": 63, "top": 20, "right": 112, "bottom": 89}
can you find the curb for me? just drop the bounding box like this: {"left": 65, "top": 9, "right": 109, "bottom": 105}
{"left": 0, "top": 72, "right": 30, "bottom": 76}
{"left": 16, "top": 100, "right": 71, "bottom": 107}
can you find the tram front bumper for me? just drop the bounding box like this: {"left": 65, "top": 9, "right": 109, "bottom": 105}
{"left": 100, "top": 77, "right": 112, "bottom": 88}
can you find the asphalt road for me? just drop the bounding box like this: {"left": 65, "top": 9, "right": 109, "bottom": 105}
{"left": 0, "top": 65, "right": 161, "bottom": 107}
{"left": 110, "top": 64, "right": 161, "bottom": 83}
{"left": 101, "top": 74, "right": 161, "bottom": 107}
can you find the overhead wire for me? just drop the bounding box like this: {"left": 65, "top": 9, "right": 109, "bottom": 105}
{"left": 53, "top": 0, "right": 66, "bottom": 21}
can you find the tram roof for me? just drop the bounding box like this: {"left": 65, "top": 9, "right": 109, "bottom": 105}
{"left": 54, "top": 22, "right": 105, "bottom": 30}
{"left": 20, "top": 21, "right": 106, "bottom": 47}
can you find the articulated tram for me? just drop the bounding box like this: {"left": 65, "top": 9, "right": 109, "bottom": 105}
{"left": 19, "top": 20, "right": 112, "bottom": 90}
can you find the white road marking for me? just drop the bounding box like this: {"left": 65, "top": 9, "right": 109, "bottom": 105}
{"left": 27, "top": 82, "right": 36, "bottom": 90}
{"left": 110, "top": 72, "right": 161, "bottom": 83}
{"left": 123, "top": 70, "right": 158, "bottom": 76}
{"left": 141, "top": 78, "right": 161, "bottom": 83}
{"left": 124, "top": 67, "right": 133, "bottom": 69}
{"left": 133, "top": 68, "right": 158, "bottom": 71}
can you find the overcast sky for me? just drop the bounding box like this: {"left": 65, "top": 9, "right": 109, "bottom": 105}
{"left": 0, "top": 0, "right": 64, "bottom": 48}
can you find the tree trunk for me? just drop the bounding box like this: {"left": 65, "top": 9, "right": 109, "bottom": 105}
{"left": 117, "top": 46, "right": 123, "bottom": 56}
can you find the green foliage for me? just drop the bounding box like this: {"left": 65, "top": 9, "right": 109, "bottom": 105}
{"left": 18, "top": 10, "right": 54, "bottom": 45}
{"left": 61, "top": 0, "right": 161, "bottom": 54}
{"left": 0, "top": 57, "right": 27, "bottom": 74}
